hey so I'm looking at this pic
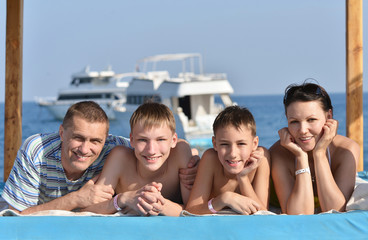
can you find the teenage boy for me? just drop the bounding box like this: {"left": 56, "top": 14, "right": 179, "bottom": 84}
{"left": 83, "top": 102, "right": 193, "bottom": 216}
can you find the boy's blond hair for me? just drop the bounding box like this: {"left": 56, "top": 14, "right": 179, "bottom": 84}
{"left": 213, "top": 105, "right": 256, "bottom": 137}
{"left": 130, "top": 101, "right": 176, "bottom": 133}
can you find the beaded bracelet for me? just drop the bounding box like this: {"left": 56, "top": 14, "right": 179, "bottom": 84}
{"left": 113, "top": 194, "right": 122, "bottom": 211}
{"left": 208, "top": 198, "right": 218, "bottom": 214}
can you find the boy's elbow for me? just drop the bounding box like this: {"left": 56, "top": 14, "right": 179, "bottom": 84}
{"left": 185, "top": 204, "right": 201, "bottom": 214}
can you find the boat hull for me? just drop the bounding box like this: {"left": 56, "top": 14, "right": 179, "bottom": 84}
{"left": 39, "top": 101, "right": 117, "bottom": 120}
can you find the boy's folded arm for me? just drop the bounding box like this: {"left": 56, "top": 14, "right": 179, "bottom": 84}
{"left": 175, "top": 141, "right": 199, "bottom": 191}
{"left": 176, "top": 141, "right": 194, "bottom": 205}
{"left": 81, "top": 148, "right": 138, "bottom": 215}
{"left": 185, "top": 203, "right": 208, "bottom": 214}
{"left": 179, "top": 155, "right": 200, "bottom": 190}
{"left": 80, "top": 197, "right": 117, "bottom": 214}
{"left": 251, "top": 147, "right": 271, "bottom": 209}
{"left": 202, "top": 192, "right": 237, "bottom": 214}
{"left": 131, "top": 190, "right": 183, "bottom": 216}
{"left": 222, "top": 192, "right": 261, "bottom": 214}
{"left": 185, "top": 149, "right": 217, "bottom": 214}
{"left": 96, "top": 146, "right": 130, "bottom": 188}
{"left": 191, "top": 192, "right": 259, "bottom": 215}
{"left": 236, "top": 147, "right": 270, "bottom": 210}
{"left": 82, "top": 190, "right": 142, "bottom": 214}
{"left": 237, "top": 176, "right": 267, "bottom": 210}
{"left": 186, "top": 195, "right": 219, "bottom": 214}
{"left": 160, "top": 199, "right": 185, "bottom": 216}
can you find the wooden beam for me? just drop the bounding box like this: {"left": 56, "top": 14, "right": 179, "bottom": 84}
{"left": 346, "top": 0, "right": 363, "bottom": 171}
{"left": 4, "top": 0, "right": 23, "bottom": 181}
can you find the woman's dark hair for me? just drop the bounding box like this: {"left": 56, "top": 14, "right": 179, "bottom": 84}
{"left": 283, "top": 81, "right": 333, "bottom": 114}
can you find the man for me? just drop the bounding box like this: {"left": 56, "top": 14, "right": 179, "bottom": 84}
{"left": 1, "top": 101, "right": 198, "bottom": 214}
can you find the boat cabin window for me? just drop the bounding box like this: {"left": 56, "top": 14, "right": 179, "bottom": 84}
{"left": 58, "top": 93, "right": 116, "bottom": 100}
{"left": 127, "top": 95, "right": 161, "bottom": 105}
{"left": 71, "top": 77, "right": 110, "bottom": 86}
{"left": 178, "top": 96, "right": 192, "bottom": 120}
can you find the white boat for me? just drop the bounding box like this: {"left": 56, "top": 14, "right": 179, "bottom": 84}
{"left": 114, "top": 53, "right": 235, "bottom": 141}
{"left": 36, "top": 66, "right": 138, "bottom": 120}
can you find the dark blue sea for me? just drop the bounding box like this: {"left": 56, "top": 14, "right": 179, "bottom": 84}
{"left": 1, "top": 93, "right": 367, "bottom": 181}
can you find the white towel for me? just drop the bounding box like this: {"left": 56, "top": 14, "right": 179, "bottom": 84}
{"left": 346, "top": 175, "right": 368, "bottom": 211}
{"left": 181, "top": 209, "right": 277, "bottom": 216}
{"left": 0, "top": 209, "right": 136, "bottom": 217}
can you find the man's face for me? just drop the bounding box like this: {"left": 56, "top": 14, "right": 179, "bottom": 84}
{"left": 59, "top": 116, "right": 108, "bottom": 180}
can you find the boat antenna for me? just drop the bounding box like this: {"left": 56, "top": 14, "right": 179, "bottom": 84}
{"left": 84, "top": 65, "right": 90, "bottom": 73}
{"left": 199, "top": 55, "right": 203, "bottom": 74}
{"left": 182, "top": 59, "right": 186, "bottom": 74}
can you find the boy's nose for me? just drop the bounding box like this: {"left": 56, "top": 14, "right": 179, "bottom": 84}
{"left": 228, "top": 145, "right": 237, "bottom": 159}
{"left": 146, "top": 141, "right": 157, "bottom": 154}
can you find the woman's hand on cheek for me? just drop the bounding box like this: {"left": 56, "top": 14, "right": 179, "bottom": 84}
{"left": 278, "top": 127, "right": 305, "bottom": 157}
{"left": 314, "top": 119, "right": 338, "bottom": 152}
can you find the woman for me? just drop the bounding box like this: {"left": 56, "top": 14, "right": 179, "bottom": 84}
{"left": 270, "top": 82, "right": 359, "bottom": 215}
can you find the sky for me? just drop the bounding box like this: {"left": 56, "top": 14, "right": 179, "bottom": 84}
{"left": 0, "top": 0, "right": 367, "bottom": 102}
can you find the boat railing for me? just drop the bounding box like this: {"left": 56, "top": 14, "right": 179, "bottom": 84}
{"left": 178, "top": 73, "right": 227, "bottom": 82}
{"left": 115, "top": 72, "right": 146, "bottom": 81}
{"left": 37, "top": 98, "right": 123, "bottom": 107}
{"left": 201, "top": 73, "right": 227, "bottom": 80}
{"left": 146, "top": 71, "right": 170, "bottom": 81}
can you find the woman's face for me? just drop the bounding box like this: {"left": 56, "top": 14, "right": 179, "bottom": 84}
{"left": 286, "top": 100, "right": 330, "bottom": 152}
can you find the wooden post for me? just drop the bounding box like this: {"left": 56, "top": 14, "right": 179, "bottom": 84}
{"left": 346, "top": 0, "right": 363, "bottom": 171}
{"left": 4, "top": 0, "right": 23, "bottom": 181}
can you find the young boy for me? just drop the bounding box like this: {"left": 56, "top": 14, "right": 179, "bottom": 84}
{"left": 83, "top": 102, "right": 192, "bottom": 216}
{"left": 186, "top": 106, "right": 270, "bottom": 215}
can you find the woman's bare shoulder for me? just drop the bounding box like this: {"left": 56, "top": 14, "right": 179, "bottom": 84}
{"left": 269, "top": 140, "right": 283, "bottom": 154}
{"left": 333, "top": 135, "right": 360, "bottom": 150}
{"left": 331, "top": 135, "right": 360, "bottom": 166}
{"left": 269, "top": 141, "right": 294, "bottom": 164}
